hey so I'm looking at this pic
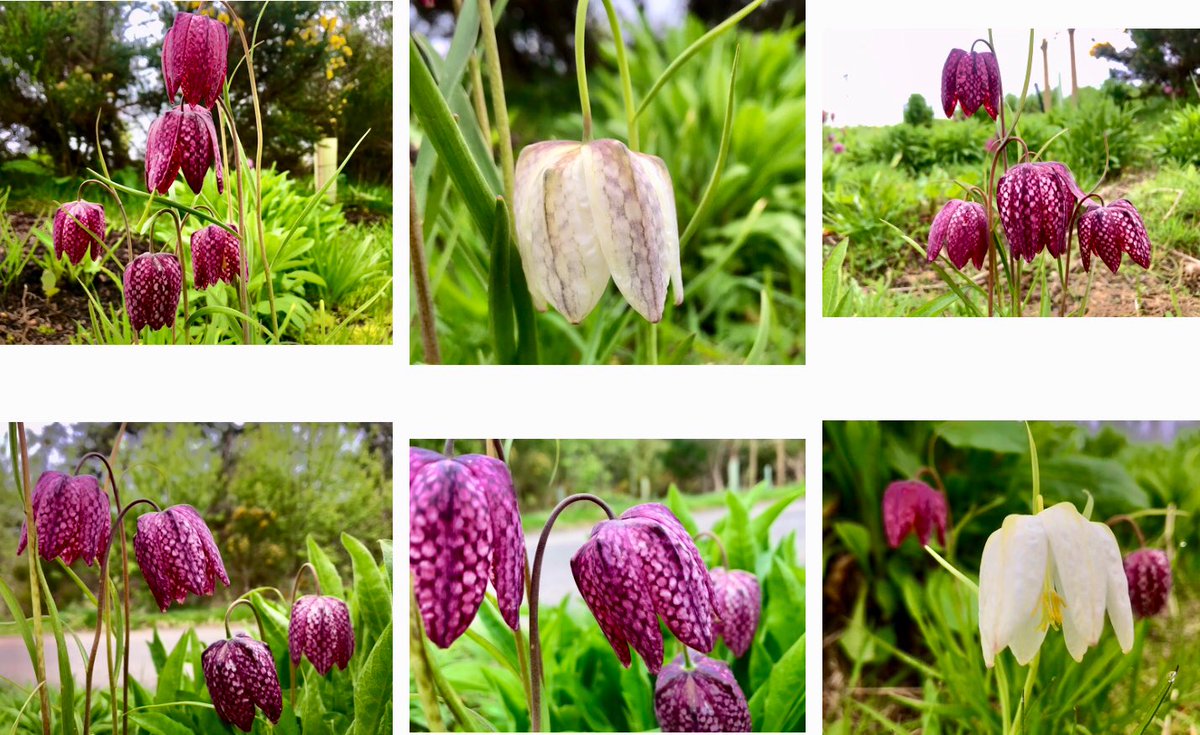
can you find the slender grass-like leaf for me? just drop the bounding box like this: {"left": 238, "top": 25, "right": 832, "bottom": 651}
{"left": 487, "top": 198, "right": 516, "bottom": 363}
{"left": 680, "top": 45, "right": 740, "bottom": 250}
{"left": 744, "top": 274, "right": 772, "bottom": 365}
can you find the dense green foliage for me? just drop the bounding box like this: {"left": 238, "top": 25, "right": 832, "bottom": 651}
{"left": 823, "top": 421, "right": 1196, "bottom": 733}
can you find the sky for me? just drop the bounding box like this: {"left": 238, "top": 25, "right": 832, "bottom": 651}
{"left": 823, "top": 28, "right": 1133, "bottom": 127}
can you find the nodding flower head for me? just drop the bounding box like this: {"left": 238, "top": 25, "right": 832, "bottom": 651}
{"left": 289, "top": 594, "right": 355, "bottom": 675}
{"left": 710, "top": 568, "right": 761, "bottom": 657}
{"left": 409, "top": 447, "right": 526, "bottom": 648}
{"left": 941, "top": 48, "right": 1001, "bottom": 120}
{"left": 191, "top": 224, "right": 241, "bottom": 289}
{"left": 513, "top": 139, "right": 683, "bottom": 324}
{"left": 162, "top": 12, "right": 229, "bottom": 109}
{"left": 1124, "top": 548, "right": 1171, "bottom": 618}
{"left": 1078, "top": 199, "right": 1151, "bottom": 273}
{"left": 654, "top": 652, "right": 752, "bottom": 732}
{"left": 570, "top": 503, "right": 717, "bottom": 674}
{"left": 17, "top": 472, "right": 110, "bottom": 567}
{"left": 996, "top": 162, "right": 1081, "bottom": 261}
{"left": 124, "top": 253, "right": 182, "bottom": 332}
{"left": 145, "top": 104, "right": 224, "bottom": 195}
{"left": 882, "top": 480, "right": 949, "bottom": 549}
{"left": 133, "top": 504, "right": 230, "bottom": 612}
{"left": 53, "top": 200, "right": 106, "bottom": 265}
{"left": 928, "top": 199, "right": 988, "bottom": 270}
{"left": 201, "top": 633, "right": 283, "bottom": 732}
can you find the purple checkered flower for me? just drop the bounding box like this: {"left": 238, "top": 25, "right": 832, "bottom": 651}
{"left": 1078, "top": 199, "right": 1152, "bottom": 273}
{"left": 145, "top": 104, "right": 224, "bottom": 195}
{"left": 654, "top": 652, "right": 751, "bottom": 732}
{"left": 202, "top": 633, "right": 283, "bottom": 732}
{"left": 133, "top": 504, "right": 230, "bottom": 611}
{"left": 942, "top": 48, "right": 1001, "bottom": 120}
{"left": 1124, "top": 549, "right": 1171, "bottom": 618}
{"left": 710, "top": 568, "right": 760, "bottom": 657}
{"left": 17, "top": 472, "right": 110, "bottom": 567}
{"left": 53, "top": 200, "right": 105, "bottom": 265}
{"left": 289, "top": 595, "right": 355, "bottom": 675}
{"left": 162, "top": 12, "right": 229, "bottom": 109}
{"left": 883, "top": 480, "right": 949, "bottom": 549}
{"left": 570, "top": 503, "right": 717, "bottom": 674}
{"left": 996, "top": 162, "right": 1081, "bottom": 261}
{"left": 191, "top": 224, "right": 241, "bottom": 289}
{"left": 124, "top": 253, "right": 182, "bottom": 332}
{"left": 928, "top": 199, "right": 988, "bottom": 270}
{"left": 410, "top": 447, "right": 525, "bottom": 648}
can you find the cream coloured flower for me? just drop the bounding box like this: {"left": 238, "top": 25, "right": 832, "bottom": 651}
{"left": 978, "top": 501, "right": 1133, "bottom": 667}
{"left": 513, "top": 139, "right": 683, "bottom": 324}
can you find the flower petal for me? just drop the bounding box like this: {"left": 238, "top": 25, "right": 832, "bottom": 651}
{"left": 979, "top": 514, "right": 1047, "bottom": 667}
{"left": 1093, "top": 523, "right": 1134, "bottom": 652}
{"left": 1041, "top": 502, "right": 1106, "bottom": 661}
{"left": 458, "top": 454, "right": 526, "bottom": 631}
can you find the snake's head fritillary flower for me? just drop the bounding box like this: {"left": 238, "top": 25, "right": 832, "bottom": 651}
{"left": 201, "top": 633, "right": 283, "bottom": 732}
{"left": 191, "top": 224, "right": 241, "bottom": 289}
{"left": 570, "top": 503, "right": 717, "bottom": 674}
{"left": 289, "top": 594, "right": 355, "bottom": 675}
{"left": 409, "top": 448, "right": 525, "bottom": 648}
{"left": 979, "top": 502, "right": 1133, "bottom": 667}
{"left": 163, "top": 12, "right": 228, "bottom": 109}
{"left": 513, "top": 139, "right": 683, "bottom": 324}
{"left": 942, "top": 48, "right": 1001, "bottom": 120}
{"left": 927, "top": 199, "right": 988, "bottom": 270}
{"left": 146, "top": 104, "right": 224, "bottom": 195}
{"left": 124, "top": 253, "right": 182, "bottom": 332}
{"left": 17, "top": 472, "right": 110, "bottom": 567}
{"left": 53, "top": 200, "right": 105, "bottom": 265}
{"left": 710, "top": 568, "right": 760, "bottom": 657}
{"left": 882, "top": 480, "right": 949, "bottom": 549}
{"left": 133, "top": 504, "right": 230, "bottom": 612}
{"left": 654, "top": 652, "right": 752, "bottom": 732}
{"left": 1124, "top": 548, "right": 1171, "bottom": 618}
{"left": 833, "top": 142, "right": 846, "bottom": 154}
{"left": 996, "top": 162, "right": 1080, "bottom": 261}
{"left": 1078, "top": 199, "right": 1152, "bottom": 273}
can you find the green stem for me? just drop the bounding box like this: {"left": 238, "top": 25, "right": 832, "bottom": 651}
{"left": 478, "top": 0, "right": 515, "bottom": 202}
{"left": 1013, "top": 652, "right": 1039, "bottom": 733}
{"left": 996, "top": 657, "right": 1012, "bottom": 735}
{"left": 14, "top": 425, "right": 51, "bottom": 735}
{"left": 409, "top": 584, "right": 446, "bottom": 731}
{"left": 924, "top": 544, "right": 979, "bottom": 595}
{"left": 574, "top": 0, "right": 593, "bottom": 141}
{"left": 649, "top": 322, "right": 658, "bottom": 365}
{"left": 599, "top": 0, "right": 637, "bottom": 149}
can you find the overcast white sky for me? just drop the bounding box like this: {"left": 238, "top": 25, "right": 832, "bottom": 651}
{"left": 823, "top": 28, "right": 1133, "bottom": 126}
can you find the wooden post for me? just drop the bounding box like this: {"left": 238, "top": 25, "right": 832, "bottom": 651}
{"left": 775, "top": 438, "right": 786, "bottom": 484}
{"left": 315, "top": 137, "right": 338, "bottom": 202}
{"left": 1041, "top": 39, "right": 1053, "bottom": 112}
{"left": 747, "top": 439, "right": 759, "bottom": 488}
{"left": 1068, "top": 29, "right": 1079, "bottom": 106}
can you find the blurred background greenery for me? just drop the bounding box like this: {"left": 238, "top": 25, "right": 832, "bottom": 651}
{"left": 823, "top": 30, "right": 1200, "bottom": 317}
{"left": 410, "top": 1, "right": 806, "bottom": 364}
{"left": 823, "top": 421, "right": 1198, "bottom": 732}
{"left": 1, "top": 422, "right": 393, "bottom": 626}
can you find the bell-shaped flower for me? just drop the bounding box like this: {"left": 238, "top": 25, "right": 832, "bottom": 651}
{"left": 191, "top": 223, "right": 241, "bottom": 289}
{"left": 162, "top": 12, "right": 229, "bottom": 109}
{"left": 927, "top": 199, "right": 988, "bottom": 270}
{"left": 133, "top": 504, "right": 230, "bottom": 611}
{"left": 1077, "top": 199, "right": 1151, "bottom": 273}
{"left": 979, "top": 502, "right": 1133, "bottom": 667}
{"left": 201, "top": 633, "right": 283, "bottom": 732}
{"left": 710, "top": 568, "right": 760, "bottom": 657}
{"left": 409, "top": 447, "right": 525, "bottom": 648}
{"left": 882, "top": 480, "right": 949, "bottom": 549}
{"left": 124, "top": 253, "right": 182, "bottom": 332}
{"left": 997, "top": 162, "right": 1081, "bottom": 261}
{"left": 289, "top": 594, "right": 355, "bottom": 675}
{"left": 941, "top": 48, "right": 1001, "bottom": 120}
{"left": 513, "top": 139, "right": 683, "bottom": 324}
{"left": 654, "top": 652, "right": 751, "bottom": 732}
{"left": 17, "top": 472, "right": 110, "bottom": 567}
{"left": 570, "top": 503, "right": 717, "bottom": 673}
{"left": 53, "top": 200, "right": 105, "bottom": 265}
{"left": 145, "top": 104, "right": 224, "bottom": 195}
{"left": 1124, "top": 548, "right": 1171, "bottom": 618}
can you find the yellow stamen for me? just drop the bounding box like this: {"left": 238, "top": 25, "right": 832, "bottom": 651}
{"left": 1036, "top": 572, "right": 1065, "bottom": 631}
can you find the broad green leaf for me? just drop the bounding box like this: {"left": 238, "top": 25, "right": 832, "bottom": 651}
{"left": 723, "top": 489, "right": 755, "bottom": 571}
{"left": 153, "top": 629, "right": 190, "bottom": 704}
{"left": 343, "top": 533, "right": 391, "bottom": 646}
{"left": 307, "top": 533, "right": 345, "bottom": 601}
{"left": 750, "top": 488, "right": 803, "bottom": 548}
{"left": 354, "top": 623, "right": 393, "bottom": 735}
{"left": 762, "top": 633, "right": 806, "bottom": 731}
{"left": 665, "top": 484, "right": 700, "bottom": 537}
{"left": 936, "top": 421, "right": 1027, "bottom": 454}
{"left": 1039, "top": 455, "right": 1149, "bottom": 516}
{"left": 128, "top": 712, "right": 196, "bottom": 735}
{"left": 833, "top": 521, "right": 871, "bottom": 571}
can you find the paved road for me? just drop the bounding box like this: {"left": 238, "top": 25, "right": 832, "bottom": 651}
{"left": 528, "top": 499, "right": 806, "bottom": 603}
{"left": 0, "top": 623, "right": 232, "bottom": 689}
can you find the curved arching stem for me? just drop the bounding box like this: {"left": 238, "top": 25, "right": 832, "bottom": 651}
{"left": 443, "top": 438, "right": 455, "bottom": 456}
{"left": 529, "top": 493, "right": 616, "bottom": 731}
{"left": 694, "top": 531, "right": 729, "bottom": 569}
{"left": 287, "top": 563, "right": 322, "bottom": 706}
{"left": 224, "top": 598, "right": 269, "bottom": 642}
{"left": 1107, "top": 514, "right": 1148, "bottom": 548}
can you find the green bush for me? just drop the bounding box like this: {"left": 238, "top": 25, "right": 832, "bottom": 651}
{"left": 822, "top": 163, "right": 924, "bottom": 276}
{"left": 1050, "top": 92, "right": 1149, "bottom": 183}
{"left": 1155, "top": 104, "right": 1200, "bottom": 165}
{"left": 904, "top": 93, "right": 933, "bottom": 127}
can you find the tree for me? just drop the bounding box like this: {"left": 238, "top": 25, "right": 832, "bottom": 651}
{"left": 904, "top": 93, "right": 933, "bottom": 127}
{"left": 1092, "top": 30, "right": 1200, "bottom": 95}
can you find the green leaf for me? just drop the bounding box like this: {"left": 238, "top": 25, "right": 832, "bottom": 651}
{"left": 743, "top": 276, "right": 773, "bottom": 365}
{"left": 750, "top": 488, "right": 803, "bottom": 548}
{"left": 153, "top": 628, "right": 190, "bottom": 704}
{"left": 488, "top": 197, "right": 517, "bottom": 364}
{"left": 748, "top": 637, "right": 774, "bottom": 693}
{"left": 36, "top": 565, "right": 75, "bottom": 735}
{"left": 762, "top": 633, "right": 806, "bottom": 731}
{"left": 723, "top": 489, "right": 755, "bottom": 571}
{"left": 665, "top": 484, "right": 700, "bottom": 537}
{"left": 343, "top": 533, "right": 391, "bottom": 646}
{"left": 822, "top": 237, "right": 849, "bottom": 316}
{"left": 128, "top": 712, "right": 196, "bottom": 735}
{"left": 680, "top": 45, "right": 740, "bottom": 250}
{"left": 1039, "top": 455, "right": 1149, "bottom": 516}
{"left": 307, "top": 534, "right": 345, "bottom": 601}
{"left": 301, "top": 677, "right": 330, "bottom": 735}
{"left": 833, "top": 520, "right": 871, "bottom": 571}
{"left": 936, "top": 421, "right": 1027, "bottom": 454}
{"left": 354, "top": 623, "right": 393, "bottom": 735}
